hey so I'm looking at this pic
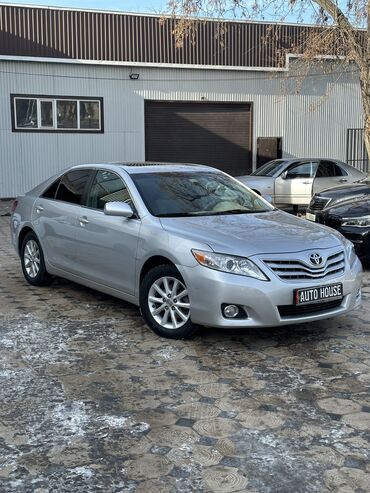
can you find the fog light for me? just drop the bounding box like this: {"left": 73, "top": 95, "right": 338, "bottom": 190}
{"left": 223, "top": 304, "right": 239, "bottom": 318}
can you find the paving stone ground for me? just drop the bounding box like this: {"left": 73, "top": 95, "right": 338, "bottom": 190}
{"left": 0, "top": 215, "right": 370, "bottom": 493}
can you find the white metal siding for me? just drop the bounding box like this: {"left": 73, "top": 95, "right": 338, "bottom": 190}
{"left": 0, "top": 60, "right": 363, "bottom": 197}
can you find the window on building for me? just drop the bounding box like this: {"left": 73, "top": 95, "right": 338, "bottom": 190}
{"left": 80, "top": 101, "right": 101, "bottom": 129}
{"left": 11, "top": 95, "right": 103, "bottom": 133}
{"left": 15, "top": 98, "right": 38, "bottom": 128}
{"left": 57, "top": 100, "right": 77, "bottom": 129}
{"left": 40, "top": 100, "right": 54, "bottom": 128}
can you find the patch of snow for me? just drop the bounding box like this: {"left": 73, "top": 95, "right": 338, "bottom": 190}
{"left": 71, "top": 466, "right": 94, "bottom": 479}
{"left": 51, "top": 401, "right": 90, "bottom": 437}
{"left": 96, "top": 414, "right": 150, "bottom": 435}
{"left": 154, "top": 346, "right": 179, "bottom": 361}
{"left": 98, "top": 415, "right": 130, "bottom": 428}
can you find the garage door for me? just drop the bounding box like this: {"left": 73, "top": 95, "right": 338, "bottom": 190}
{"left": 145, "top": 102, "right": 252, "bottom": 176}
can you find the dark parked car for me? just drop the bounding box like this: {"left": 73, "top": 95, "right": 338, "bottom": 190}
{"left": 306, "top": 176, "right": 370, "bottom": 264}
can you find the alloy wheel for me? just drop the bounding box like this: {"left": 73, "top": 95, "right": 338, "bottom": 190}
{"left": 148, "top": 276, "right": 190, "bottom": 329}
{"left": 23, "top": 239, "right": 41, "bottom": 279}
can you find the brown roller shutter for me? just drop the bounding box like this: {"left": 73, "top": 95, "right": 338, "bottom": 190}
{"left": 145, "top": 102, "right": 252, "bottom": 176}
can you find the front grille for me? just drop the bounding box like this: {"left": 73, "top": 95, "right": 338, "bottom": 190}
{"left": 309, "top": 196, "right": 331, "bottom": 211}
{"left": 278, "top": 298, "right": 343, "bottom": 317}
{"left": 263, "top": 251, "right": 345, "bottom": 281}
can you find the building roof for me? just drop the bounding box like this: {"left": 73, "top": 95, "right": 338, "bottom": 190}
{"left": 0, "top": 2, "right": 313, "bottom": 70}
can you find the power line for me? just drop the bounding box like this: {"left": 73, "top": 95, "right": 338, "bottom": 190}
{"left": 0, "top": 66, "right": 359, "bottom": 83}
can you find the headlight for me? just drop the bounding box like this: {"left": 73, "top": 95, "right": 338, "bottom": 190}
{"left": 192, "top": 250, "right": 269, "bottom": 281}
{"left": 343, "top": 239, "right": 357, "bottom": 266}
{"left": 341, "top": 215, "right": 370, "bottom": 227}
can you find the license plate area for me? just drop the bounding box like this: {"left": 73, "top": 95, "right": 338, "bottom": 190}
{"left": 294, "top": 283, "right": 343, "bottom": 305}
{"left": 306, "top": 212, "right": 316, "bottom": 222}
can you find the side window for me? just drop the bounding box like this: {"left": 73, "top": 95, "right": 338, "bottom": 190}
{"left": 286, "top": 161, "right": 318, "bottom": 179}
{"left": 334, "top": 164, "right": 347, "bottom": 176}
{"left": 316, "top": 161, "right": 345, "bottom": 178}
{"left": 42, "top": 178, "right": 61, "bottom": 199}
{"left": 14, "top": 98, "right": 37, "bottom": 128}
{"left": 87, "top": 170, "right": 132, "bottom": 210}
{"left": 55, "top": 169, "right": 92, "bottom": 205}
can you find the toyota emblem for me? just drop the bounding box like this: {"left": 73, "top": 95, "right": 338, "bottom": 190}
{"left": 309, "top": 253, "right": 323, "bottom": 266}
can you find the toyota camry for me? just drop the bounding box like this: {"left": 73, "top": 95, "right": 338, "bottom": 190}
{"left": 11, "top": 162, "right": 362, "bottom": 339}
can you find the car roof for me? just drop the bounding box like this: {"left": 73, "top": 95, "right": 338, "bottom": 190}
{"left": 71, "top": 162, "right": 216, "bottom": 174}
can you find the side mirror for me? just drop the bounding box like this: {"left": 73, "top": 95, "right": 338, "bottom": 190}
{"left": 281, "top": 171, "right": 288, "bottom": 180}
{"left": 104, "top": 201, "right": 134, "bottom": 218}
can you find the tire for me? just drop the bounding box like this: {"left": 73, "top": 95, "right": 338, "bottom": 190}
{"left": 139, "top": 264, "right": 198, "bottom": 339}
{"left": 20, "top": 231, "right": 53, "bottom": 286}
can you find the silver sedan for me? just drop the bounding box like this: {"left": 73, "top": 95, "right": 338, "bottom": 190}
{"left": 11, "top": 162, "right": 362, "bottom": 339}
{"left": 237, "top": 158, "right": 365, "bottom": 207}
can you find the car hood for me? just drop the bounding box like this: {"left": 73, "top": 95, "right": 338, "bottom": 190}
{"left": 328, "top": 196, "right": 370, "bottom": 218}
{"left": 319, "top": 181, "right": 370, "bottom": 199}
{"left": 160, "top": 210, "right": 343, "bottom": 257}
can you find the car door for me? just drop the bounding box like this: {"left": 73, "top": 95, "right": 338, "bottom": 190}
{"left": 312, "top": 160, "right": 349, "bottom": 194}
{"left": 32, "top": 169, "right": 93, "bottom": 273}
{"left": 274, "top": 161, "right": 319, "bottom": 205}
{"left": 74, "top": 169, "right": 141, "bottom": 295}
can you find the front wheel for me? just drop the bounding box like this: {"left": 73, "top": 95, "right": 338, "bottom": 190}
{"left": 21, "top": 232, "right": 53, "bottom": 286}
{"left": 139, "top": 264, "right": 198, "bottom": 339}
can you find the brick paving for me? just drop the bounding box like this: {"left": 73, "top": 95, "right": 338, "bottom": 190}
{"left": 0, "top": 215, "right": 369, "bottom": 492}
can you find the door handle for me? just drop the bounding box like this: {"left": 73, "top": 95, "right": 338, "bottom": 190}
{"left": 302, "top": 181, "right": 311, "bottom": 185}
{"left": 339, "top": 179, "right": 348, "bottom": 182}
{"left": 78, "top": 216, "right": 89, "bottom": 225}
{"left": 35, "top": 205, "right": 44, "bottom": 213}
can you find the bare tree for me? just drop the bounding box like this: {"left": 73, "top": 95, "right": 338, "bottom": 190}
{"left": 166, "top": 0, "right": 369, "bottom": 161}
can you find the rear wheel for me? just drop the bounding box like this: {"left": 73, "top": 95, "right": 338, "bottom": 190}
{"left": 139, "top": 264, "right": 197, "bottom": 339}
{"left": 21, "top": 232, "right": 52, "bottom": 286}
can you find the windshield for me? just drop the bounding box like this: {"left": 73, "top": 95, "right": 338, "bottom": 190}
{"left": 131, "top": 172, "right": 273, "bottom": 217}
{"left": 251, "top": 160, "right": 288, "bottom": 177}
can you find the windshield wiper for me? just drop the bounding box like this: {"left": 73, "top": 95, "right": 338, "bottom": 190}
{"left": 207, "top": 209, "right": 270, "bottom": 215}
{"left": 157, "top": 209, "right": 271, "bottom": 217}
{"left": 156, "top": 212, "right": 197, "bottom": 217}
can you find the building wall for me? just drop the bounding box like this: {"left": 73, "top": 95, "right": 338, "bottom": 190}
{"left": 0, "top": 59, "right": 364, "bottom": 197}
{"left": 0, "top": 4, "right": 321, "bottom": 69}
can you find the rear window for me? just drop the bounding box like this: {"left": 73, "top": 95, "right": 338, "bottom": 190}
{"left": 55, "top": 169, "right": 92, "bottom": 205}
{"left": 42, "top": 179, "right": 61, "bottom": 199}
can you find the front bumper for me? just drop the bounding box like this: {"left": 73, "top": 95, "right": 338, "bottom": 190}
{"left": 180, "top": 258, "right": 362, "bottom": 328}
